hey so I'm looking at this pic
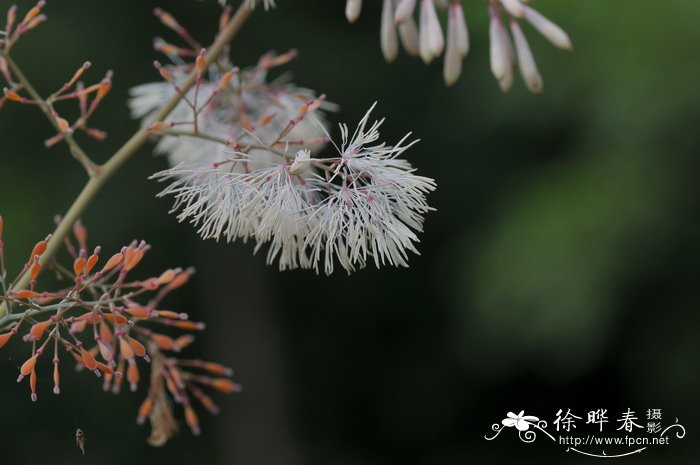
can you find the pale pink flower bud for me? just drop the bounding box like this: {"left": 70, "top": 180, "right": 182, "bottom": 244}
{"left": 500, "top": 0, "right": 525, "bottom": 18}
{"left": 510, "top": 20, "right": 543, "bottom": 94}
{"left": 489, "top": 13, "right": 514, "bottom": 92}
{"left": 419, "top": 0, "right": 444, "bottom": 64}
{"left": 381, "top": 0, "right": 399, "bottom": 62}
{"left": 395, "top": 0, "right": 417, "bottom": 25}
{"left": 452, "top": 1, "right": 469, "bottom": 57}
{"left": 443, "top": 3, "right": 466, "bottom": 85}
{"left": 398, "top": 16, "right": 420, "bottom": 56}
{"left": 345, "top": 0, "right": 363, "bottom": 23}
{"left": 522, "top": 5, "right": 572, "bottom": 50}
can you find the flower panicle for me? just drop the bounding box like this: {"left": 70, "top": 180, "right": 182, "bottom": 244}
{"left": 0, "top": 218, "right": 236, "bottom": 444}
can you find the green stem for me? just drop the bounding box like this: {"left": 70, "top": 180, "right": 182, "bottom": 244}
{"left": 0, "top": 4, "right": 253, "bottom": 319}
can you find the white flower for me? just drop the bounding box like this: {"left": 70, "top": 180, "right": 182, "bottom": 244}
{"left": 150, "top": 103, "right": 435, "bottom": 274}
{"left": 129, "top": 60, "right": 329, "bottom": 171}
{"left": 306, "top": 102, "right": 435, "bottom": 274}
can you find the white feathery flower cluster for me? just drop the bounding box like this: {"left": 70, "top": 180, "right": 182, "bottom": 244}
{"left": 129, "top": 51, "right": 328, "bottom": 172}
{"left": 149, "top": 103, "right": 436, "bottom": 274}
{"left": 345, "top": 0, "right": 571, "bottom": 92}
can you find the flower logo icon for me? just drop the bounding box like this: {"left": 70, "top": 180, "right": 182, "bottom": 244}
{"left": 502, "top": 411, "right": 540, "bottom": 431}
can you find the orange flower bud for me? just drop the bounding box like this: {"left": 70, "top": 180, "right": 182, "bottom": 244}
{"left": 211, "top": 378, "right": 240, "bottom": 393}
{"left": 29, "top": 259, "right": 41, "bottom": 280}
{"left": 25, "top": 14, "right": 46, "bottom": 31}
{"left": 22, "top": 1, "right": 45, "bottom": 24}
{"left": 156, "top": 310, "right": 187, "bottom": 319}
{"left": 196, "top": 51, "right": 207, "bottom": 74}
{"left": 96, "top": 362, "right": 113, "bottom": 375}
{"left": 0, "top": 332, "right": 13, "bottom": 349}
{"left": 166, "top": 268, "right": 194, "bottom": 291}
{"left": 85, "top": 251, "right": 99, "bottom": 274}
{"left": 192, "top": 387, "right": 219, "bottom": 414}
{"left": 216, "top": 69, "right": 236, "bottom": 91}
{"left": 70, "top": 320, "right": 87, "bottom": 333}
{"left": 3, "top": 89, "right": 22, "bottom": 102}
{"left": 29, "top": 239, "right": 48, "bottom": 260}
{"left": 170, "top": 367, "right": 184, "bottom": 388}
{"left": 184, "top": 405, "right": 201, "bottom": 435}
{"left": 97, "top": 81, "right": 111, "bottom": 99}
{"left": 102, "top": 313, "right": 127, "bottom": 325}
{"left": 18, "top": 355, "right": 38, "bottom": 380}
{"left": 29, "top": 321, "right": 50, "bottom": 341}
{"left": 156, "top": 268, "right": 179, "bottom": 285}
{"left": 154, "top": 8, "right": 181, "bottom": 32}
{"left": 100, "top": 252, "right": 123, "bottom": 273}
{"left": 55, "top": 115, "right": 71, "bottom": 133}
{"left": 127, "top": 360, "right": 139, "bottom": 391}
{"left": 80, "top": 347, "right": 97, "bottom": 371}
{"left": 151, "top": 333, "right": 174, "bottom": 351}
{"left": 219, "top": 5, "right": 232, "bottom": 32}
{"left": 53, "top": 361, "right": 60, "bottom": 394}
{"left": 258, "top": 113, "right": 275, "bottom": 127}
{"left": 72, "top": 220, "right": 87, "bottom": 247}
{"left": 123, "top": 246, "right": 145, "bottom": 271}
{"left": 99, "top": 322, "right": 113, "bottom": 344}
{"left": 127, "top": 337, "right": 146, "bottom": 358}
{"left": 67, "top": 62, "right": 91, "bottom": 88}
{"left": 137, "top": 396, "right": 153, "bottom": 424}
{"left": 119, "top": 337, "right": 134, "bottom": 360}
{"left": 271, "top": 49, "right": 298, "bottom": 67}
{"left": 124, "top": 307, "right": 150, "bottom": 319}
{"left": 154, "top": 61, "right": 172, "bottom": 82}
{"left": 0, "top": 215, "right": 4, "bottom": 241}
{"left": 171, "top": 321, "right": 205, "bottom": 331}
{"left": 202, "top": 362, "right": 233, "bottom": 376}
{"left": 13, "top": 290, "right": 41, "bottom": 299}
{"left": 174, "top": 334, "right": 195, "bottom": 350}
{"left": 147, "top": 121, "right": 167, "bottom": 133}
{"left": 84, "top": 127, "right": 107, "bottom": 141}
{"left": 73, "top": 256, "right": 86, "bottom": 276}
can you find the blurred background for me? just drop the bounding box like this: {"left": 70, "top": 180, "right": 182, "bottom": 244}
{"left": 1, "top": 0, "right": 699, "bottom": 463}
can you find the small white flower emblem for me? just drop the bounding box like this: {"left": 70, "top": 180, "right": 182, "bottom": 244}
{"left": 502, "top": 411, "right": 539, "bottom": 431}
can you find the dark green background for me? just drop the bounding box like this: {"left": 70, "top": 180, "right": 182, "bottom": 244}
{"left": 1, "top": 0, "right": 698, "bottom": 463}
